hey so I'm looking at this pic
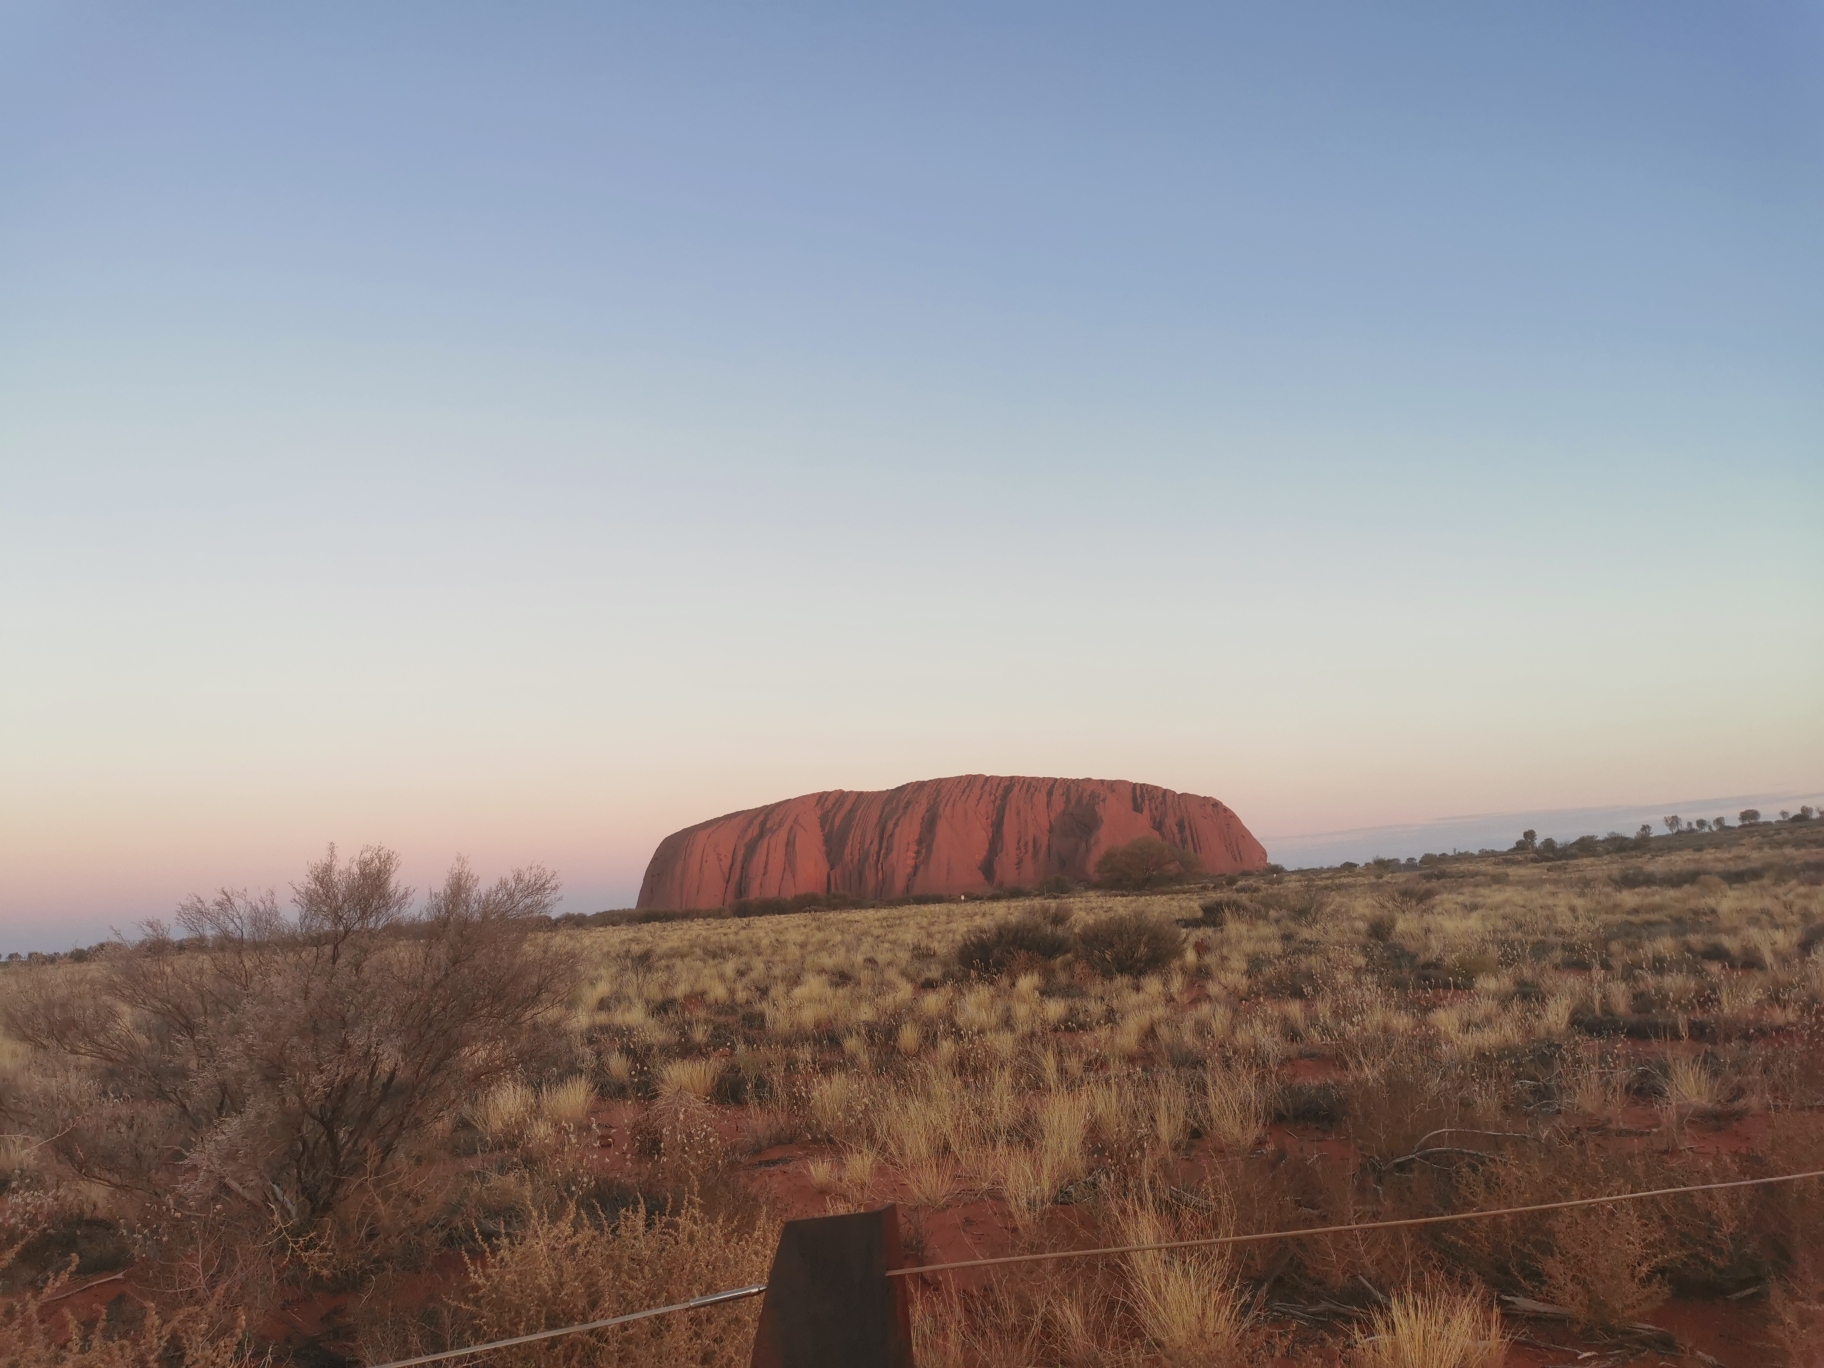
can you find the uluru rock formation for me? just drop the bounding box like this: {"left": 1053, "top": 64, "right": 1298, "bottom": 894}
{"left": 636, "top": 775, "right": 1268, "bottom": 910}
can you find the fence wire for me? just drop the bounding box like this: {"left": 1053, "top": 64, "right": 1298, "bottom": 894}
{"left": 366, "top": 1284, "right": 768, "bottom": 1368}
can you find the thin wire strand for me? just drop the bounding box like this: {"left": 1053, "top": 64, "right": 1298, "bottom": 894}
{"left": 364, "top": 1284, "right": 767, "bottom": 1368}
{"left": 884, "top": 1166, "right": 1824, "bottom": 1277}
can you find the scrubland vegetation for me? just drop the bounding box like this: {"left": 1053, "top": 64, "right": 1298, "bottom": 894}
{"left": 4, "top": 819, "right": 1824, "bottom": 1365}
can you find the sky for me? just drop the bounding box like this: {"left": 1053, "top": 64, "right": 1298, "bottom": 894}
{"left": 2, "top": 3, "right": 1820, "bottom": 951}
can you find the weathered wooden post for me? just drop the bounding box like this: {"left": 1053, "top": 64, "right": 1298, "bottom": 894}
{"left": 749, "top": 1204, "right": 915, "bottom": 1368}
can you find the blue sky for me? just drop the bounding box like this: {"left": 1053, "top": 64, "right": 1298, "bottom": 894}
{"left": 2, "top": 3, "right": 1820, "bottom": 948}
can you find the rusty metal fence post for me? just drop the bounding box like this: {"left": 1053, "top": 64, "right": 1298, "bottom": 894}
{"left": 748, "top": 1204, "right": 914, "bottom": 1368}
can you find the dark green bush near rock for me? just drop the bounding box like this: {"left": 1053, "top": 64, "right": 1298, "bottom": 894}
{"left": 1073, "top": 908, "right": 1181, "bottom": 977}
{"left": 954, "top": 915, "right": 1071, "bottom": 977}
{"left": 1093, "top": 836, "right": 1202, "bottom": 890}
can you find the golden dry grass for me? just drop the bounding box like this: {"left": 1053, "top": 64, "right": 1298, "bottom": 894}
{"left": 538, "top": 1075, "right": 596, "bottom": 1124}
{"left": 1353, "top": 1288, "right": 1505, "bottom": 1368}
{"left": 475, "top": 1078, "right": 537, "bottom": 1140}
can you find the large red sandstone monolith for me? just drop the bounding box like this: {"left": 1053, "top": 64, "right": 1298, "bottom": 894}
{"left": 636, "top": 774, "right": 1267, "bottom": 910}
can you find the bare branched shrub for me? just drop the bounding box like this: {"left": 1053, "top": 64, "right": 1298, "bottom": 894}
{"left": 1535, "top": 1203, "right": 1665, "bottom": 1328}
{"left": 0, "top": 1235, "right": 253, "bottom": 1368}
{"left": 2, "top": 847, "right": 573, "bottom": 1300}
{"left": 631, "top": 1089, "right": 728, "bottom": 1193}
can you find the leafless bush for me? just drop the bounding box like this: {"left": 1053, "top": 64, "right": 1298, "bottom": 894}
{"left": 0, "top": 1235, "right": 253, "bottom": 1368}
{"left": 2, "top": 846, "right": 574, "bottom": 1305}
{"left": 1535, "top": 1203, "right": 1665, "bottom": 1328}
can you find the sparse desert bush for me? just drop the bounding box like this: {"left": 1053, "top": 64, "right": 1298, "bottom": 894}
{"left": 4, "top": 847, "right": 570, "bottom": 1225}
{"left": 0, "top": 1273, "right": 251, "bottom": 1368}
{"left": 953, "top": 913, "right": 1071, "bottom": 977}
{"left": 1536, "top": 1202, "right": 1666, "bottom": 1328}
{"left": 1074, "top": 909, "right": 1182, "bottom": 977}
{"left": 0, "top": 845, "right": 572, "bottom": 1332}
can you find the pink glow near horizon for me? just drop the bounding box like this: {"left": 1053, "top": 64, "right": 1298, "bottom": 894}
{"left": 6, "top": 739, "right": 1819, "bottom": 950}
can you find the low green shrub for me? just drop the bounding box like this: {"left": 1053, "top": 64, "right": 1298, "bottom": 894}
{"left": 1073, "top": 909, "right": 1181, "bottom": 977}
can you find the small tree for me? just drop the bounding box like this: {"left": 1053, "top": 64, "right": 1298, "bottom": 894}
{"left": 1713, "top": 815, "right": 1728, "bottom": 829}
{"left": 1636, "top": 825, "right": 1653, "bottom": 841}
{"left": 3, "top": 846, "right": 573, "bottom": 1244}
{"left": 1740, "top": 809, "right": 1761, "bottom": 825}
{"left": 1693, "top": 819, "right": 1710, "bottom": 832}
{"left": 1664, "top": 815, "right": 1683, "bottom": 834}
{"left": 1093, "top": 837, "right": 1203, "bottom": 891}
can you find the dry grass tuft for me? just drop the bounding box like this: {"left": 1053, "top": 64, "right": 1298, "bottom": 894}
{"left": 1200, "top": 1066, "right": 1265, "bottom": 1152}
{"left": 658, "top": 1057, "right": 721, "bottom": 1100}
{"left": 1353, "top": 1288, "right": 1504, "bottom": 1368}
{"left": 1118, "top": 1197, "right": 1249, "bottom": 1358}
{"left": 539, "top": 1075, "right": 595, "bottom": 1124}
{"left": 476, "top": 1079, "right": 537, "bottom": 1140}
{"left": 904, "top": 1158, "right": 957, "bottom": 1208}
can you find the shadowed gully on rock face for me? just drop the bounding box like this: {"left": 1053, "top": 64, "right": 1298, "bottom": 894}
{"left": 635, "top": 775, "right": 1268, "bottom": 910}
